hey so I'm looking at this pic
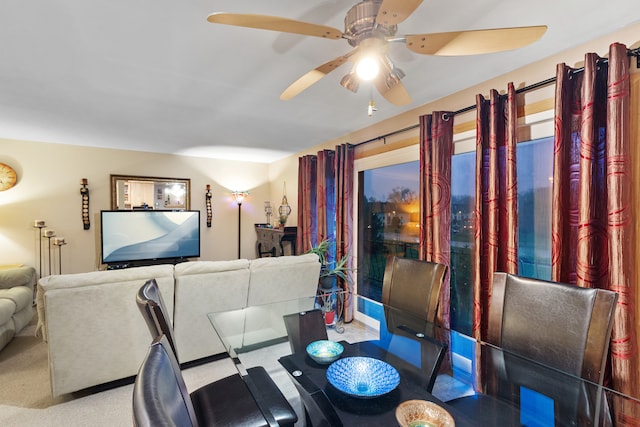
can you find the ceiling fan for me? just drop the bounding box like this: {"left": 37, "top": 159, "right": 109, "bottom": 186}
{"left": 207, "top": 0, "right": 546, "bottom": 106}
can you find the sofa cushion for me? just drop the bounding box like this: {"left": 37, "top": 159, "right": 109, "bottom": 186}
{"left": 0, "top": 299, "right": 15, "bottom": 325}
{"left": 173, "top": 260, "right": 251, "bottom": 363}
{"left": 247, "top": 253, "right": 320, "bottom": 305}
{"left": 0, "top": 286, "right": 33, "bottom": 312}
{"left": 0, "top": 266, "right": 35, "bottom": 290}
{"left": 11, "top": 303, "right": 34, "bottom": 333}
{"left": 0, "top": 266, "right": 36, "bottom": 353}
{"left": 0, "top": 323, "right": 15, "bottom": 352}
{"left": 36, "top": 265, "right": 176, "bottom": 340}
{"left": 174, "top": 259, "right": 249, "bottom": 276}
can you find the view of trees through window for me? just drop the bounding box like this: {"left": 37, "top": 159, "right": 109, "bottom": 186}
{"left": 450, "top": 151, "right": 475, "bottom": 334}
{"left": 357, "top": 162, "right": 420, "bottom": 302}
{"left": 357, "top": 136, "right": 554, "bottom": 335}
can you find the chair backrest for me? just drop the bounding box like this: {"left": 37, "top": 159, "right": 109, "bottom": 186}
{"left": 381, "top": 257, "right": 447, "bottom": 324}
{"left": 283, "top": 309, "right": 328, "bottom": 353}
{"left": 279, "top": 358, "right": 344, "bottom": 427}
{"left": 488, "top": 272, "right": 618, "bottom": 385}
{"left": 136, "top": 279, "right": 178, "bottom": 359}
{"left": 132, "top": 335, "right": 199, "bottom": 427}
{"left": 390, "top": 325, "right": 448, "bottom": 392}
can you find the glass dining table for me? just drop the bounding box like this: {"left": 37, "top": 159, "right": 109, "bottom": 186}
{"left": 208, "top": 294, "right": 640, "bottom": 426}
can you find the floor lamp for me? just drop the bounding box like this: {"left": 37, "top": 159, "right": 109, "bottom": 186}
{"left": 232, "top": 191, "right": 249, "bottom": 259}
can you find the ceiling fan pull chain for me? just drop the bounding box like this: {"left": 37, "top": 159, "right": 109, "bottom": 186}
{"left": 368, "top": 85, "right": 377, "bottom": 117}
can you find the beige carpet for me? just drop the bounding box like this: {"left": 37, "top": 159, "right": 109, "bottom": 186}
{"left": 0, "top": 318, "right": 74, "bottom": 409}
{"left": 0, "top": 315, "right": 304, "bottom": 427}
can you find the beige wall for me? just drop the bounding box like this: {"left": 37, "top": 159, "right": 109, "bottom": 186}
{"left": 1, "top": 23, "right": 638, "bottom": 276}
{"left": 0, "top": 139, "right": 270, "bottom": 274}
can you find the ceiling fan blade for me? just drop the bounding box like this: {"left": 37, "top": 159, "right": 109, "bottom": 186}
{"left": 374, "top": 79, "right": 412, "bottom": 106}
{"left": 376, "top": 0, "right": 423, "bottom": 26}
{"left": 404, "top": 25, "right": 547, "bottom": 56}
{"left": 280, "top": 51, "right": 357, "bottom": 100}
{"left": 207, "top": 13, "right": 343, "bottom": 39}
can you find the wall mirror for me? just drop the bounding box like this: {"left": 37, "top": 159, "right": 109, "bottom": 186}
{"left": 110, "top": 175, "right": 191, "bottom": 210}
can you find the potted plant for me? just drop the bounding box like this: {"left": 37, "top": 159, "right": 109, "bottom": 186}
{"left": 322, "top": 299, "right": 336, "bottom": 325}
{"left": 305, "top": 239, "right": 354, "bottom": 290}
{"left": 306, "top": 239, "right": 355, "bottom": 327}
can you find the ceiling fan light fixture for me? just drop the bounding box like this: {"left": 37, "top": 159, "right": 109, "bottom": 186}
{"left": 392, "top": 65, "right": 405, "bottom": 80}
{"left": 384, "top": 66, "right": 405, "bottom": 89}
{"left": 383, "top": 71, "right": 401, "bottom": 90}
{"left": 355, "top": 56, "right": 379, "bottom": 81}
{"left": 374, "top": 54, "right": 404, "bottom": 90}
{"left": 340, "top": 71, "right": 360, "bottom": 93}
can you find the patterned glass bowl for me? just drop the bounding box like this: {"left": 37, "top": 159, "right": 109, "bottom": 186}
{"left": 306, "top": 340, "right": 344, "bottom": 364}
{"left": 326, "top": 356, "right": 400, "bottom": 398}
{"left": 395, "top": 400, "right": 455, "bottom": 427}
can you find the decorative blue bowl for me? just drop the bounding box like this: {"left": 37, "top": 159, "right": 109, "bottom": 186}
{"left": 306, "top": 340, "right": 344, "bottom": 364}
{"left": 326, "top": 357, "right": 400, "bottom": 398}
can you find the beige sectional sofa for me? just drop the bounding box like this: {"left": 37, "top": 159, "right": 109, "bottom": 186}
{"left": 36, "top": 254, "right": 320, "bottom": 397}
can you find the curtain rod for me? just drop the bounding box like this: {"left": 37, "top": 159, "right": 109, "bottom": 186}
{"left": 355, "top": 47, "right": 640, "bottom": 147}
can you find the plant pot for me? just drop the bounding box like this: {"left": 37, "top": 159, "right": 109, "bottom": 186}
{"left": 323, "top": 310, "right": 335, "bottom": 325}
{"left": 319, "top": 275, "right": 336, "bottom": 290}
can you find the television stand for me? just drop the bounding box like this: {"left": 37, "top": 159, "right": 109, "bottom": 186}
{"left": 105, "top": 258, "right": 192, "bottom": 270}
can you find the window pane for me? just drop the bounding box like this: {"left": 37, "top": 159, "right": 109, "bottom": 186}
{"left": 517, "top": 136, "right": 553, "bottom": 280}
{"left": 358, "top": 161, "right": 420, "bottom": 301}
{"left": 448, "top": 136, "right": 554, "bottom": 335}
{"left": 450, "top": 152, "right": 475, "bottom": 335}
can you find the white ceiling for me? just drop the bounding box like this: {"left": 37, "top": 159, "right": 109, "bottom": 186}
{"left": 1, "top": 1, "right": 639, "bottom": 163}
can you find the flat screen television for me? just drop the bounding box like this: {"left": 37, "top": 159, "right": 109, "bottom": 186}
{"left": 101, "top": 210, "right": 200, "bottom": 266}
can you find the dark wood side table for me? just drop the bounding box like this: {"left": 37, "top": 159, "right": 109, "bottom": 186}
{"left": 254, "top": 224, "right": 297, "bottom": 257}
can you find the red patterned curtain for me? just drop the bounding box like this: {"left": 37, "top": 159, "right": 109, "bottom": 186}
{"left": 472, "top": 83, "right": 518, "bottom": 341}
{"left": 316, "top": 150, "right": 336, "bottom": 247}
{"left": 418, "top": 112, "right": 454, "bottom": 329}
{"left": 297, "top": 155, "right": 317, "bottom": 253}
{"left": 297, "top": 145, "right": 355, "bottom": 320}
{"left": 552, "top": 43, "right": 639, "bottom": 413}
{"left": 335, "top": 144, "right": 355, "bottom": 321}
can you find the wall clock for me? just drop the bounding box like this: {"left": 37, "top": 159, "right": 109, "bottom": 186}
{"left": 0, "top": 162, "right": 17, "bottom": 191}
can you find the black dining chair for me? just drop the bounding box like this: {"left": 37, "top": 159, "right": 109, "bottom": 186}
{"left": 136, "top": 277, "right": 178, "bottom": 357}
{"left": 136, "top": 279, "right": 298, "bottom": 427}
{"left": 282, "top": 308, "right": 334, "bottom": 426}
{"left": 389, "top": 324, "right": 448, "bottom": 393}
{"left": 446, "top": 272, "right": 618, "bottom": 425}
{"left": 382, "top": 256, "right": 448, "bottom": 325}
{"left": 282, "top": 308, "right": 328, "bottom": 354}
{"left": 133, "top": 334, "right": 285, "bottom": 427}
{"left": 133, "top": 334, "right": 199, "bottom": 427}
